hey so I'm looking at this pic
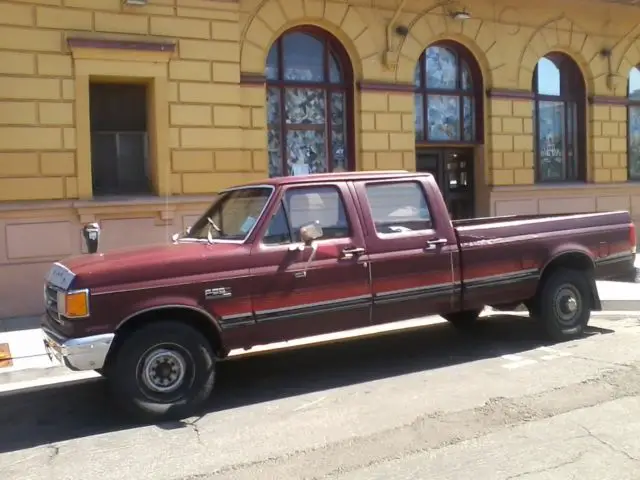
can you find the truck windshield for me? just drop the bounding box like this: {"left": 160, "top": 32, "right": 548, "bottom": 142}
{"left": 185, "top": 186, "right": 273, "bottom": 242}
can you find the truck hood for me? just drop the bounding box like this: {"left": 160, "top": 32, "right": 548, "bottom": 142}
{"left": 58, "top": 241, "right": 248, "bottom": 290}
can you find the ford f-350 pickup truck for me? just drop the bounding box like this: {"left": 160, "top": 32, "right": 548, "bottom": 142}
{"left": 41, "top": 171, "right": 637, "bottom": 420}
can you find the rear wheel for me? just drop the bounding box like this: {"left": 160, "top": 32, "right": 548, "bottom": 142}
{"left": 443, "top": 309, "right": 482, "bottom": 329}
{"left": 531, "top": 267, "right": 592, "bottom": 342}
{"left": 108, "top": 321, "right": 216, "bottom": 422}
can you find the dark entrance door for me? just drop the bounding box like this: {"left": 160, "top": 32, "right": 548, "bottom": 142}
{"left": 416, "top": 149, "right": 475, "bottom": 220}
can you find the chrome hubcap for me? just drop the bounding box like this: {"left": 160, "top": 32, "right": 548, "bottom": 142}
{"left": 565, "top": 296, "right": 578, "bottom": 313}
{"left": 141, "top": 348, "right": 187, "bottom": 393}
{"left": 555, "top": 285, "right": 581, "bottom": 326}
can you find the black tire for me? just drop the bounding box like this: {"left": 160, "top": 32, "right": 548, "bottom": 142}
{"left": 531, "top": 267, "right": 592, "bottom": 342}
{"left": 108, "top": 321, "right": 216, "bottom": 422}
{"left": 443, "top": 309, "right": 482, "bottom": 328}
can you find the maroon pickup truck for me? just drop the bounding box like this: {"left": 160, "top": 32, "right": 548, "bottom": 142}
{"left": 42, "top": 171, "right": 636, "bottom": 420}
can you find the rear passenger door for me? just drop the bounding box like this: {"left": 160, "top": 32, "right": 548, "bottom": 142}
{"left": 249, "top": 183, "right": 372, "bottom": 344}
{"left": 353, "top": 178, "right": 456, "bottom": 325}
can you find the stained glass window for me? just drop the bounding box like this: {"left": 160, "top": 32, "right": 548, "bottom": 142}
{"left": 628, "top": 67, "right": 640, "bottom": 181}
{"left": 533, "top": 54, "right": 586, "bottom": 183}
{"left": 414, "top": 44, "right": 477, "bottom": 143}
{"left": 265, "top": 29, "right": 352, "bottom": 177}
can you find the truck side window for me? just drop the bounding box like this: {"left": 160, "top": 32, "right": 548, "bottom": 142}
{"left": 285, "top": 186, "right": 350, "bottom": 242}
{"left": 365, "top": 182, "right": 433, "bottom": 234}
{"left": 263, "top": 202, "right": 292, "bottom": 245}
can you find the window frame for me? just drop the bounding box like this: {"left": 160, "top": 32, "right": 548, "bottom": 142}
{"left": 532, "top": 53, "right": 587, "bottom": 184}
{"left": 362, "top": 180, "right": 437, "bottom": 239}
{"left": 265, "top": 26, "right": 355, "bottom": 177}
{"left": 261, "top": 199, "right": 294, "bottom": 246}
{"left": 628, "top": 67, "right": 640, "bottom": 182}
{"left": 89, "top": 82, "right": 152, "bottom": 196}
{"left": 414, "top": 41, "right": 483, "bottom": 146}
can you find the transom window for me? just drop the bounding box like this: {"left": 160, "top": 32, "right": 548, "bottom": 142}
{"left": 533, "top": 54, "right": 586, "bottom": 183}
{"left": 265, "top": 28, "right": 353, "bottom": 178}
{"left": 628, "top": 67, "right": 640, "bottom": 180}
{"left": 414, "top": 44, "right": 478, "bottom": 143}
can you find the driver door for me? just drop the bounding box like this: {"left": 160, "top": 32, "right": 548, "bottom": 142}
{"left": 249, "top": 182, "right": 372, "bottom": 344}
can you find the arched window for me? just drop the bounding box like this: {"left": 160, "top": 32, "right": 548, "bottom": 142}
{"left": 628, "top": 67, "right": 640, "bottom": 180}
{"left": 414, "top": 43, "right": 481, "bottom": 143}
{"left": 265, "top": 27, "right": 353, "bottom": 177}
{"left": 533, "top": 54, "right": 586, "bottom": 182}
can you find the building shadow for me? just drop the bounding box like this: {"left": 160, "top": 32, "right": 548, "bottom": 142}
{"left": 0, "top": 313, "right": 613, "bottom": 454}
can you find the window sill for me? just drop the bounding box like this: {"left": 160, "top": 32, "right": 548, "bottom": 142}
{"left": 0, "top": 194, "right": 218, "bottom": 225}
{"left": 490, "top": 182, "right": 640, "bottom": 193}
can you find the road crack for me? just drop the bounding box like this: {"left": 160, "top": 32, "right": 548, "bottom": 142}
{"left": 46, "top": 445, "right": 59, "bottom": 464}
{"left": 579, "top": 424, "right": 640, "bottom": 462}
{"left": 504, "top": 451, "right": 587, "bottom": 479}
{"left": 183, "top": 416, "right": 205, "bottom": 446}
{"left": 179, "top": 366, "right": 640, "bottom": 480}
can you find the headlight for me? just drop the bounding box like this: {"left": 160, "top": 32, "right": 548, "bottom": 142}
{"left": 57, "top": 289, "right": 90, "bottom": 318}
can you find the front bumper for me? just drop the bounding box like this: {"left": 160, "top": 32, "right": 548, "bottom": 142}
{"left": 42, "top": 325, "right": 114, "bottom": 371}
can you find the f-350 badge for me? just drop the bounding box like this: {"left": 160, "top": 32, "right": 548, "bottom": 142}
{"left": 204, "top": 287, "right": 232, "bottom": 300}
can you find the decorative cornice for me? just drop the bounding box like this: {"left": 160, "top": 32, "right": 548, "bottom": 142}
{"left": 486, "top": 88, "right": 534, "bottom": 100}
{"left": 240, "top": 73, "right": 266, "bottom": 85}
{"left": 589, "top": 95, "right": 628, "bottom": 105}
{"left": 67, "top": 36, "right": 176, "bottom": 53}
{"left": 357, "top": 80, "right": 414, "bottom": 93}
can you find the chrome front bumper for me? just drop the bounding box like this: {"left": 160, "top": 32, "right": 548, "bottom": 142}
{"left": 42, "top": 327, "right": 114, "bottom": 371}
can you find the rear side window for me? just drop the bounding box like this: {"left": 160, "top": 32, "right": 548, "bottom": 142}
{"left": 364, "top": 182, "right": 433, "bottom": 234}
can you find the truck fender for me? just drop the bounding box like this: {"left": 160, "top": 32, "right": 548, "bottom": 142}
{"left": 116, "top": 301, "right": 223, "bottom": 334}
{"left": 100, "top": 301, "right": 226, "bottom": 374}
{"left": 538, "top": 247, "right": 601, "bottom": 311}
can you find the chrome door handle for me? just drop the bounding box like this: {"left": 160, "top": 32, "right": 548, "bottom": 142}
{"left": 425, "top": 238, "right": 448, "bottom": 250}
{"left": 341, "top": 247, "right": 366, "bottom": 259}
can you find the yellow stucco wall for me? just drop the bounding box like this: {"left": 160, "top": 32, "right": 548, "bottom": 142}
{"left": 1, "top": 0, "right": 640, "bottom": 202}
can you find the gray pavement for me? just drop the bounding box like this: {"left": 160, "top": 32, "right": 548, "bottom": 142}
{"left": 1, "top": 314, "right": 640, "bottom": 479}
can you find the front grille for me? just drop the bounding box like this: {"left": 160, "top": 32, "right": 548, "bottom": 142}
{"left": 44, "top": 283, "right": 63, "bottom": 325}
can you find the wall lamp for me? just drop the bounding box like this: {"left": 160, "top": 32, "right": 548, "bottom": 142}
{"left": 450, "top": 9, "right": 472, "bottom": 20}
{"left": 124, "top": 0, "right": 147, "bottom": 5}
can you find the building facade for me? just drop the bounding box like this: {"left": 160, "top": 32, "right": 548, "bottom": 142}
{"left": 1, "top": 0, "right": 640, "bottom": 318}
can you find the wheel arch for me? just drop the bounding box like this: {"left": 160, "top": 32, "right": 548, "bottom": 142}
{"left": 538, "top": 249, "right": 601, "bottom": 310}
{"left": 104, "top": 305, "right": 226, "bottom": 372}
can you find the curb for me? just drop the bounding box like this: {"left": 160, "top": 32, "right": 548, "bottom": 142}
{"left": 601, "top": 299, "right": 640, "bottom": 311}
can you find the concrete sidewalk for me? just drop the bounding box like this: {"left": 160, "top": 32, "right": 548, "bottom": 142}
{"left": 0, "top": 264, "right": 639, "bottom": 384}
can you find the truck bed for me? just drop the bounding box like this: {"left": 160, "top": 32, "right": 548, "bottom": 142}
{"left": 450, "top": 210, "right": 635, "bottom": 311}
{"left": 452, "top": 211, "right": 633, "bottom": 231}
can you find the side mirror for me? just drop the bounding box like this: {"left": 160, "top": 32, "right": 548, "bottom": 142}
{"left": 294, "top": 222, "right": 323, "bottom": 279}
{"left": 299, "top": 221, "right": 323, "bottom": 246}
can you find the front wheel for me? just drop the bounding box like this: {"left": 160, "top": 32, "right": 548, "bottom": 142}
{"left": 531, "top": 268, "right": 592, "bottom": 342}
{"left": 108, "top": 322, "right": 216, "bottom": 422}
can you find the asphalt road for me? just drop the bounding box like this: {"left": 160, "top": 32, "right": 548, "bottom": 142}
{"left": 1, "top": 313, "right": 640, "bottom": 480}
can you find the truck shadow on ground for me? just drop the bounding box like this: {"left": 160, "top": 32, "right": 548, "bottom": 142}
{"left": 0, "top": 314, "right": 613, "bottom": 454}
